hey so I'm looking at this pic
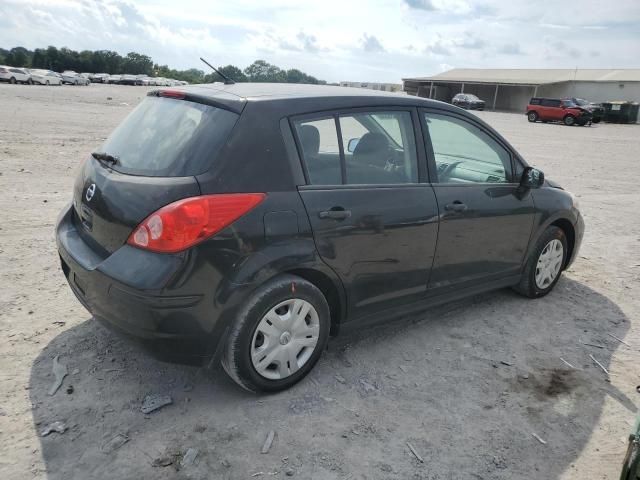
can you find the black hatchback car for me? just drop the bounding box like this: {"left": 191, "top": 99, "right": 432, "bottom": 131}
{"left": 56, "top": 83, "right": 584, "bottom": 392}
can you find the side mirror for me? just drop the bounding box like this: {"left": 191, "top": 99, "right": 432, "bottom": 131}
{"left": 347, "top": 138, "right": 360, "bottom": 153}
{"left": 520, "top": 166, "right": 544, "bottom": 189}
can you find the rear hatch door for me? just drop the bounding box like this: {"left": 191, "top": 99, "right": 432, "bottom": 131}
{"left": 72, "top": 92, "right": 241, "bottom": 254}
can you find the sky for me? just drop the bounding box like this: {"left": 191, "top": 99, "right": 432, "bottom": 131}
{"left": 1, "top": 0, "right": 639, "bottom": 83}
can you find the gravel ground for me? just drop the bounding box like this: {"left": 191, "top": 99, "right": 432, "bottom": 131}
{"left": 0, "top": 83, "right": 639, "bottom": 480}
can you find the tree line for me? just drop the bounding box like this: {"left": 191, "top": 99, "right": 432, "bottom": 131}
{"left": 0, "top": 46, "right": 326, "bottom": 85}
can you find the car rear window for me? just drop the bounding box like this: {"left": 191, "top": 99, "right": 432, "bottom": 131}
{"left": 99, "top": 96, "right": 239, "bottom": 177}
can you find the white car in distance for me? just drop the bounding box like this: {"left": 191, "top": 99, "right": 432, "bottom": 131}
{"left": 0, "top": 66, "right": 32, "bottom": 84}
{"left": 27, "top": 69, "right": 63, "bottom": 85}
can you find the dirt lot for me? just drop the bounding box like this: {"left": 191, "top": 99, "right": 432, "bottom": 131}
{"left": 0, "top": 83, "right": 639, "bottom": 480}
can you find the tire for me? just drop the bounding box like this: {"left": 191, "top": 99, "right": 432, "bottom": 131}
{"left": 45, "top": 80, "right": 50, "bottom": 86}
{"left": 27, "top": 78, "right": 33, "bottom": 85}
{"left": 222, "top": 274, "right": 331, "bottom": 392}
{"left": 514, "top": 226, "right": 568, "bottom": 298}
{"left": 9, "top": 77, "right": 16, "bottom": 84}
{"left": 592, "top": 118, "right": 601, "bottom": 124}
{"left": 527, "top": 111, "right": 538, "bottom": 122}
{"left": 74, "top": 80, "right": 78, "bottom": 85}
{"left": 563, "top": 115, "right": 576, "bottom": 126}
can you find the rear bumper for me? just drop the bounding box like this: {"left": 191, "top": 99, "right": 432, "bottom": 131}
{"left": 56, "top": 204, "right": 227, "bottom": 364}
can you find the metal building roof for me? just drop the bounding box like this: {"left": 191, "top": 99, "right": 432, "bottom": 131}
{"left": 403, "top": 69, "right": 640, "bottom": 85}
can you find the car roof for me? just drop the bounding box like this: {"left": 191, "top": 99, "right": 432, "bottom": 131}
{"left": 182, "top": 82, "right": 409, "bottom": 100}
{"left": 156, "top": 82, "right": 455, "bottom": 115}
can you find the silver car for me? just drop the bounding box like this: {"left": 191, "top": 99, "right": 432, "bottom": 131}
{"left": 61, "top": 71, "right": 90, "bottom": 85}
{"left": 27, "top": 69, "right": 62, "bottom": 86}
{"left": 0, "top": 66, "right": 32, "bottom": 84}
{"left": 91, "top": 73, "right": 110, "bottom": 83}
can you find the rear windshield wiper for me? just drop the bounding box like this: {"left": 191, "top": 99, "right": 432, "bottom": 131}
{"left": 91, "top": 152, "right": 119, "bottom": 165}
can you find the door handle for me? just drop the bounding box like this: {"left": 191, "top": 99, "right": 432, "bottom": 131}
{"left": 445, "top": 201, "right": 468, "bottom": 212}
{"left": 318, "top": 207, "right": 351, "bottom": 220}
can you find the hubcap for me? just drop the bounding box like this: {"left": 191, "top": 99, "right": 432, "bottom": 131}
{"left": 251, "top": 298, "right": 320, "bottom": 380}
{"left": 535, "top": 239, "right": 564, "bottom": 289}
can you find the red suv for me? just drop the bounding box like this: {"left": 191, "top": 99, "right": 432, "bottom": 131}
{"left": 526, "top": 97, "right": 593, "bottom": 126}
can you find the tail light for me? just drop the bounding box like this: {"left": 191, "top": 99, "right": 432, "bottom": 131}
{"left": 127, "top": 193, "right": 266, "bottom": 253}
{"left": 158, "top": 90, "right": 185, "bottom": 99}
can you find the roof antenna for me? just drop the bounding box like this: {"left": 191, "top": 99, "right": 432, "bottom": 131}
{"left": 200, "top": 57, "right": 235, "bottom": 85}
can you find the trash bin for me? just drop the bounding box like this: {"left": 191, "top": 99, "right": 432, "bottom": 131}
{"left": 628, "top": 103, "right": 639, "bottom": 124}
{"left": 603, "top": 101, "right": 639, "bottom": 124}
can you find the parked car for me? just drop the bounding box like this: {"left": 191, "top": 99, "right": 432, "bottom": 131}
{"left": 571, "top": 98, "right": 604, "bottom": 123}
{"left": 134, "top": 75, "right": 149, "bottom": 86}
{"left": 61, "top": 71, "right": 90, "bottom": 85}
{"left": 0, "top": 66, "right": 32, "bottom": 84}
{"left": 106, "top": 74, "right": 122, "bottom": 84}
{"left": 91, "top": 73, "right": 109, "bottom": 83}
{"left": 27, "top": 69, "right": 62, "bottom": 86}
{"left": 56, "top": 84, "right": 584, "bottom": 392}
{"left": 452, "top": 93, "right": 486, "bottom": 110}
{"left": 119, "top": 74, "right": 137, "bottom": 85}
{"left": 526, "top": 97, "right": 592, "bottom": 126}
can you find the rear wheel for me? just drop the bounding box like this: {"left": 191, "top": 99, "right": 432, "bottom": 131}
{"left": 45, "top": 80, "right": 50, "bottom": 86}
{"left": 563, "top": 115, "right": 576, "bottom": 126}
{"left": 527, "top": 111, "right": 538, "bottom": 122}
{"left": 222, "top": 274, "right": 330, "bottom": 392}
{"left": 9, "top": 77, "right": 16, "bottom": 84}
{"left": 514, "top": 226, "right": 567, "bottom": 298}
{"left": 27, "top": 78, "right": 33, "bottom": 85}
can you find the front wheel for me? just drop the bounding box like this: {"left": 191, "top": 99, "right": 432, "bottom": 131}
{"left": 527, "top": 111, "right": 538, "bottom": 122}
{"left": 564, "top": 115, "right": 576, "bottom": 126}
{"left": 222, "top": 274, "right": 331, "bottom": 392}
{"left": 9, "top": 77, "right": 16, "bottom": 84}
{"left": 514, "top": 226, "right": 567, "bottom": 298}
{"left": 45, "top": 80, "right": 50, "bottom": 86}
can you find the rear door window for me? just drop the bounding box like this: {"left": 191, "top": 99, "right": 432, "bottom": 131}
{"left": 99, "top": 96, "right": 239, "bottom": 177}
{"left": 340, "top": 111, "right": 418, "bottom": 184}
{"left": 541, "top": 99, "right": 561, "bottom": 107}
{"left": 293, "top": 110, "right": 418, "bottom": 185}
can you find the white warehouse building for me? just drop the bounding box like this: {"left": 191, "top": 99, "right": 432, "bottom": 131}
{"left": 403, "top": 68, "right": 640, "bottom": 112}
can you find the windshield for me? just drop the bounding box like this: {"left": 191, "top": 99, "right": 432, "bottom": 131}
{"left": 574, "top": 98, "right": 589, "bottom": 106}
{"left": 466, "top": 94, "right": 480, "bottom": 101}
{"left": 99, "top": 97, "right": 239, "bottom": 177}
